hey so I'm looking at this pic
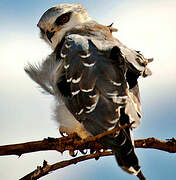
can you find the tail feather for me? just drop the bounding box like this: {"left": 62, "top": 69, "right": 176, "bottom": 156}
{"left": 114, "top": 147, "right": 140, "bottom": 175}
{"left": 114, "top": 128, "right": 141, "bottom": 175}
{"left": 114, "top": 108, "right": 141, "bottom": 175}
{"left": 101, "top": 125, "right": 141, "bottom": 176}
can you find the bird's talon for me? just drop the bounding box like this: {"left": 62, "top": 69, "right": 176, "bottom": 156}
{"left": 69, "top": 150, "right": 78, "bottom": 157}
{"left": 90, "top": 148, "right": 95, "bottom": 154}
{"left": 80, "top": 149, "right": 88, "bottom": 155}
{"left": 60, "top": 131, "right": 68, "bottom": 137}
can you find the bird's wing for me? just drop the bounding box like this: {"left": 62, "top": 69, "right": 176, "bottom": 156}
{"left": 59, "top": 31, "right": 152, "bottom": 130}
{"left": 117, "top": 39, "right": 153, "bottom": 128}
{"left": 58, "top": 32, "right": 144, "bottom": 175}
{"left": 59, "top": 33, "right": 128, "bottom": 133}
{"left": 115, "top": 38, "right": 153, "bottom": 78}
{"left": 88, "top": 36, "right": 153, "bottom": 128}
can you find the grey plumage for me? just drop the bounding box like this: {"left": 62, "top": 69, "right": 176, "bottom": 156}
{"left": 25, "top": 4, "right": 152, "bottom": 179}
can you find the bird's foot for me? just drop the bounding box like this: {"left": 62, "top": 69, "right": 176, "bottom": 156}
{"left": 69, "top": 149, "right": 78, "bottom": 157}
{"left": 59, "top": 126, "right": 70, "bottom": 137}
{"left": 79, "top": 149, "right": 88, "bottom": 155}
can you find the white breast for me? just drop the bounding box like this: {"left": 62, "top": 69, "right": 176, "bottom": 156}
{"left": 54, "top": 103, "right": 91, "bottom": 139}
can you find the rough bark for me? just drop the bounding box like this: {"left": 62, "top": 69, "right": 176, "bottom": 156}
{"left": 0, "top": 124, "right": 176, "bottom": 180}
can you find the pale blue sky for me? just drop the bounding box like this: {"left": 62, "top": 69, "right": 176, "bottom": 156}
{"left": 0, "top": 0, "right": 176, "bottom": 180}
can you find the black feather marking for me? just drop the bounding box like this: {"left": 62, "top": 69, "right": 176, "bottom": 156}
{"left": 119, "top": 108, "right": 130, "bottom": 125}
{"left": 126, "top": 67, "right": 140, "bottom": 89}
{"left": 57, "top": 74, "right": 71, "bottom": 97}
{"left": 70, "top": 83, "right": 80, "bottom": 96}
{"left": 110, "top": 46, "right": 122, "bottom": 61}
{"left": 54, "top": 37, "right": 65, "bottom": 60}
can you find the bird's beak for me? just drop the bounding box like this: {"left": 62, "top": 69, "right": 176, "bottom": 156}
{"left": 46, "top": 27, "right": 63, "bottom": 43}
{"left": 46, "top": 30, "right": 55, "bottom": 43}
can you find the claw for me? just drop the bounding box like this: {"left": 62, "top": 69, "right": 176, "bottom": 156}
{"left": 80, "top": 149, "right": 88, "bottom": 155}
{"left": 90, "top": 149, "right": 95, "bottom": 154}
{"left": 60, "top": 131, "right": 68, "bottom": 137}
{"left": 90, "top": 148, "right": 104, "bottom": 154}
{"left": 59, "top": 126, "right": 69, "bottom": 137}
{"left": 69, "top": 150, "right": 78, "bottom": 157}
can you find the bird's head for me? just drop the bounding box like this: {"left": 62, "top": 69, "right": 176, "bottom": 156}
{"left": 37, "top": 4, "right": 91, "bottom": 49}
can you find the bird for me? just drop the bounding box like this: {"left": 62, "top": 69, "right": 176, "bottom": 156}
{"left": 25, "top": 4, "right": 152, "bottom": 180}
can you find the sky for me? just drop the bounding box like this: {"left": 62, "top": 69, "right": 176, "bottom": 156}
{"left": 0, "top": 0, "right": 176, "bottom": 180}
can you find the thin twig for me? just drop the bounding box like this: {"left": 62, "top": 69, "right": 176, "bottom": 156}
{"left": 20, "top": 151, "right": 113, "bottom": 180}
{"left": 20, "top": 135, "right": 176, "bottom": 180}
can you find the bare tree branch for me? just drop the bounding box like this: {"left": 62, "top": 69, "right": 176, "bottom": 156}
{"left": 135, "top": 138, "right": 176, "bottom": 153}
{"left": 0, "top": 124, "right": 176, "bottom": 180}
{"left": 20, "top": 151, "right": 113, "bottom": 180}
{"left": 0, "top": 134, "right": 176, "bottom": 157}
{"left": 18, "top": 137, "right": 176, "bottom": 180}
{"left": 0, "top": 124, "right": 129, "bottom": 157}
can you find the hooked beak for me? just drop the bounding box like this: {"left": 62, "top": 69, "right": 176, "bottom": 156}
{"left": 46, "top": 30, "right": 55, "bottom": 43}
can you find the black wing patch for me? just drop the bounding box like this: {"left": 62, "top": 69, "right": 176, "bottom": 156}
{"left": 59, "top": 34, "right": 129, "bottom": 134}
{"left": 56, "top": 33, "right": 144, "bottom": 175}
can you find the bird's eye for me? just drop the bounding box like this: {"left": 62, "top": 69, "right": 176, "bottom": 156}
{"left": 55, "top": 12, "right": 71, "bottom": 26}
